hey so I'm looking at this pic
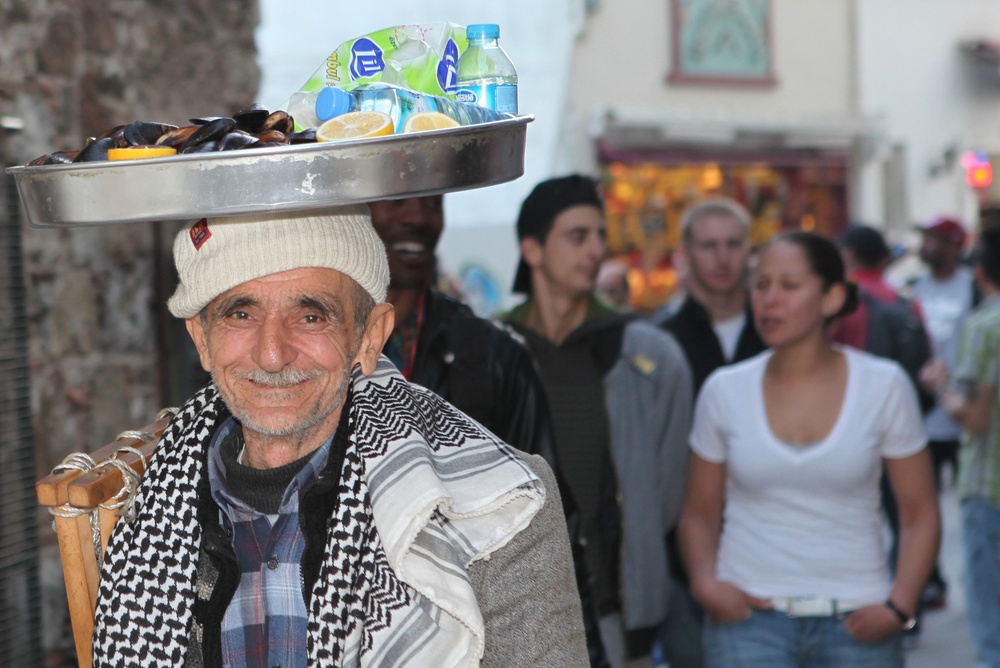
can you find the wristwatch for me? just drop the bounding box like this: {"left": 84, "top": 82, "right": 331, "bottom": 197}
{"left": 885, "top": 599, "right": 917, "bottom": 630}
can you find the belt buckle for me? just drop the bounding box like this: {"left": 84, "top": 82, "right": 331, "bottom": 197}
{"left": 784, "top": 597, "right": 835, "bottom": 617}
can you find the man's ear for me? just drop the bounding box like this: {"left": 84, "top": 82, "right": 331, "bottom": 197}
{"left": 185, "top": 316, "right": 213, "bottom": 372}
{"left": 520, "top": 236, "right": 544, "bottom": 269}
{"left": 354, "top": 303, "right": 395, "bottom": 376}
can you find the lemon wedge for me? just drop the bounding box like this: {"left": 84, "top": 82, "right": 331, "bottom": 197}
{"left": 107, "top": 146, "right": 178, "bottom": 160}
{"left": 402, "top": 111, "right": 461, "bottom": 133}
{"left": 317, "top": 111, "right": 395, "bottom": 142}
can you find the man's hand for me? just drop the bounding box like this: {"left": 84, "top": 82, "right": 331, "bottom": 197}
{"left": 919, "top": 357, "right": 949, "bottom": 395}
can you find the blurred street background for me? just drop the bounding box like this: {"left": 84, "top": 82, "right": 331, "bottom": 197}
{"left": 4, "top": 1, "right": 1000, "bottom": 665}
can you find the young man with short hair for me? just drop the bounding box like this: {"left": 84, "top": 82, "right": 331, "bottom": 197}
{"left": 502, "top": 175, "right": 693, "bottom": 668}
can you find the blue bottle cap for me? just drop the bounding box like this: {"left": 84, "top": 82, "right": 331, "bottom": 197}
{"left": 315, "top": 87, "right": 351, "bottom": 122}
{"left": 466, "top": 24, "right": 500, "bottom": 40}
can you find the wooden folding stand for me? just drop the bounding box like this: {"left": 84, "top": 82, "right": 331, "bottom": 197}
{"left": 36, "top": 412, "right": 174, "bottom": 668}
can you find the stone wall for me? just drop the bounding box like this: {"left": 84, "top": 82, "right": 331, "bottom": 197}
{"left": 0, "top": 0, "right": 261, "bottom": 475}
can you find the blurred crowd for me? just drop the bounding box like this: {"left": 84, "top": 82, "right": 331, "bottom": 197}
{"left": 405, "top": 176, "right": 998, "bottom": 667}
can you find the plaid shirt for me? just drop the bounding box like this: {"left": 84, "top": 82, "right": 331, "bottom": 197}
{"left": 207, "top": 418, "right": 333, "bottom": 668}
{"left": 956, "top": 296, "right": 1000, "bottom": 507}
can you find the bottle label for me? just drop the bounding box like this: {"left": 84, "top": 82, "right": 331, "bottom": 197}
{"left": 350, "top": 38, "right": 386, "bottom": 80}
{"left": 437, "top": 39, "right": 460, "bottom": 94}
{"left": 455, "top": 83, "right": 517, "bottom": 114}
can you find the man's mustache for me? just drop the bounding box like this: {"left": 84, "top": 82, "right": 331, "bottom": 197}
{"left": 233, "top": 368, "right": 323, "bottom": 387}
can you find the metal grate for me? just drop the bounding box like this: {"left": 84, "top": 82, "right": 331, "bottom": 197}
{"left": 0, "top": 169, "right": 42, "bottom": 663}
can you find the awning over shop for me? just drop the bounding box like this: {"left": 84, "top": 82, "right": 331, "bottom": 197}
{"left": 593, "top": 107, "right": 882, "bottom": 166}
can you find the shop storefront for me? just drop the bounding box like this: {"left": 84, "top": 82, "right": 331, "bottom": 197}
{"left": 594, "top": 110, "right": 866, "bottom": 312}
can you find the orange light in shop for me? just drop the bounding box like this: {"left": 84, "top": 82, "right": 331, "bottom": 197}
{"left": 701, "top": 163, "right": 723, "bottom": 190}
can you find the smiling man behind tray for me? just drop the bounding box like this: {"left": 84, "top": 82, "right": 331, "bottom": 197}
{"left": 90, "top": 205, "right": 588, "bottom": 668}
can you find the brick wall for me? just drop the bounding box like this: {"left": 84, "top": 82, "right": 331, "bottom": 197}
{"left": 0, "top": 0, "right": 261, "bottom": 473}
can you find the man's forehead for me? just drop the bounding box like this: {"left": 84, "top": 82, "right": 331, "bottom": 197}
{"left": 688, "top": 213, "right": 747, "bottom": 240}
{"left": 210, "top": 267, "right": 353, "bottom": 305}
{"left": 551, "top": 205, "right": 605, "bottom": 231}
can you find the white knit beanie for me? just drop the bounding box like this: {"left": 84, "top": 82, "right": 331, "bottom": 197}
{"left": 167, "top": 205, "right": 389, "bottom": 318}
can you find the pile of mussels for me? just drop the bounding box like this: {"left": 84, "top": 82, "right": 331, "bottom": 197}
{"left": 28, "top": 103, "right": 317, "bottom": 166}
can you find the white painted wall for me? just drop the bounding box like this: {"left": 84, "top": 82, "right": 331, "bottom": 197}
{"left": 855, "top": 0, "right": 1000, "bottom": 234}
{"left": 571, "top": 0, "right": 855, "bottom": 117}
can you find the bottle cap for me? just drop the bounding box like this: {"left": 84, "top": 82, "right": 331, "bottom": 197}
{"left": 315, "top": 87, "right": 351, "bottom": 122}
{"left": 466, "top": 24, "right": 500, "bottom": 40}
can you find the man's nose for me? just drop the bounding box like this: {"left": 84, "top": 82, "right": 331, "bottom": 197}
{"left": 398, "top": 198, "right": 435, "bottom": 227}
{"left": 253, "top": 316, "right": 296, "bottom": 372}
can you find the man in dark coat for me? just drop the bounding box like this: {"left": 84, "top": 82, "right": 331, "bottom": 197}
{"left": 368, "top": 194, "right": 608, "bottom": 667}
{"left": 655, "top": 197, "right": 766, "bottom": 668}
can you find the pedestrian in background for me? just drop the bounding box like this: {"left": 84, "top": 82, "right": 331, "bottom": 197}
{"left": 502, "top": 174, "right": 694, "bottom": 668}
{"left": 680, "top": 231, "right": 940, "bottom": 668}
{"left": 654, "top": 196, "right": 767, "bottom": 668}
{"left": 921, "top": 223, "right": 1000, "bottom": 668}
{"left": 368, "top": 194, "right": 608, "bottom": 666}
{"left": 906, "top": 215, "right": 977, "bottom": 610}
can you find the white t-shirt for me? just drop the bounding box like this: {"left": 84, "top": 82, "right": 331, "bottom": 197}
{"left": 712, "top": 312, "right": 746, "bottom": 362}
{"left": 690, "top": 346, "right": 926, "bottom": 603}
{"left": 911, "top": 266, "right": 975, "bottom": 440}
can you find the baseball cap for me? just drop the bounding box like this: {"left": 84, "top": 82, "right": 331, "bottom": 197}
{"left": 920, "top": 217, "right": 967, "bottom": 246}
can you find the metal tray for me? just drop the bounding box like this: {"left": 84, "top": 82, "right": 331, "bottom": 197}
{"left": 7, "top": 115, "right": 531, "bottom": 227}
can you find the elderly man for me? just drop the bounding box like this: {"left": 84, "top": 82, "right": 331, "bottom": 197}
{"left": 91, "top": 206, "right": 588, "bottom": 667}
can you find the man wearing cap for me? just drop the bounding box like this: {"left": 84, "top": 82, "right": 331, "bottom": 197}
{"left": 910, "top": 217, "right": 976, "bottom": 487}
{"left": 907, "top": 216, "right": 975, "bottom": 610}
{"left": 91, "top": 206, "right": 589, "bottom": 667}
{"left": 500, "top": 175, "right": 694, "bottom": 668}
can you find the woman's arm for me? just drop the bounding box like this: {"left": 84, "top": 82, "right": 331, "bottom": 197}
{"left": 844, "top": 449, "right": 941, "bottom": 642}
{"left": 885, "top": 449, "right": 941, "bottom": 616}
{"left": 678, "top": 454, "right": 770, "bottom": 622}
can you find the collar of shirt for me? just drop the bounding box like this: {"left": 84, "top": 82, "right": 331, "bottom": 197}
{"left": 207, "top": 417, "right": 334, "bottom": 517}
{"left": 206, "top": 417, "right": 334, "bottom": 668}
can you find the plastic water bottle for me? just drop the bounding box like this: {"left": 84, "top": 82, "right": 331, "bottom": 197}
{"left": 455, "top": 24, "right": 518, "bottom": 114}
{"left": 296, "top": 82, "right": 510, "bottom": 133}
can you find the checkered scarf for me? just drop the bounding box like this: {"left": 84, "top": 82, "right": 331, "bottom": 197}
{"left": 92, "top": 357, "right": 544, "bottom": 667}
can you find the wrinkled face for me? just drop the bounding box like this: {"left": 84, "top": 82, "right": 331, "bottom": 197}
{"left": 186, "top": 267, "right": 380, "bottom": 442}
{"left": 524, "top": 205, "right": 606, "bottom": 297}
{"left": 368, "top": 196, "right": 444, "bottom": 290}
{"left": 685, "top": 214, "right": 751, "bottom": 298}
{"left": 751, "top": 240, "right": 844, "bottom": 349}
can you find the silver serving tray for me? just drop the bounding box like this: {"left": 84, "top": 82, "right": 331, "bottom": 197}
{"left": 7, "top": 115, "right": 531, "bottom": 227}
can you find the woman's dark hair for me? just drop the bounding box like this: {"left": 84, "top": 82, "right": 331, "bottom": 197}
{"left": 765, "top": 230, "right": 860, "bottom": 321}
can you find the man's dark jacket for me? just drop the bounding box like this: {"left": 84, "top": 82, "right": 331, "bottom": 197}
{"left": 407, "top": 288, "right": 608, "bottom": 667}
{"left": 658, "top": 295, "right": 767, "bottom": 396}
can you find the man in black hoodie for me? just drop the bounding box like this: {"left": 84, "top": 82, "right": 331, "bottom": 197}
{"left": 655, "top": 197, "right": 766, "bottom": 667}
{"left": 368, "top": 194, "right": 608, "bottom": 667}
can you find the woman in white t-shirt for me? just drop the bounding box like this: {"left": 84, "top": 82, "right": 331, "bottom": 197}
{"left": 679, "top": 231, "right": 941, "bottom": 668}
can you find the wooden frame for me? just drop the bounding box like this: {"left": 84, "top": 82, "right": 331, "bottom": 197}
{"left": 668, "top": 0, "right": 777, "bottom": 86}
{"left": 36, "top": 416, "right": 171, "bottom": 668}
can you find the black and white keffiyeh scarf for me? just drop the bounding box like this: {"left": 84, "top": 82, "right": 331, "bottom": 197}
{"left": 92, "top": 357, "right": 544, "bottom": 667}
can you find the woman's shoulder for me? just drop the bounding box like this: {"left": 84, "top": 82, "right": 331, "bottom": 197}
{"left": 838, "top": 344, "right": 910, "bottom": 390}
{"left": 702, "top": 349, "right": 771, "bottom": 393}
